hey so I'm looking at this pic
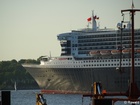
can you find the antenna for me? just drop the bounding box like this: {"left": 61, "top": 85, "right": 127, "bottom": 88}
{"left": 49, "top": 51, "right": 51, "bottom": 58}
{"left": 131, "top": 0, "right": 135, "bottom": 9}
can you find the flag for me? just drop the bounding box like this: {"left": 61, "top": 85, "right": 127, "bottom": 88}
{"left": 87, "top": 15, "right": 99, "bottom": 22}
{"left": 94, "top": 15, "right": 97, "bottom": 19}
{"left": 94, "top": 15, "right": 99, "bottom": 19}
{"left": 87, "top": 17, "right": 91, "bottom": 21}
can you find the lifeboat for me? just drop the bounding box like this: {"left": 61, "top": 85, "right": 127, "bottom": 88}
{"left": 136, "top": 49, "right": 140, "bottom": 53}
{"left": 100, "top": 50, "right": 111, "bottom": 55}
{"left": 122, "top": 49, "right": 131, "bottom": 54}
{"left": 89, "top": 51, "right": 100, "bottom": 56}
{"left": 111, "top": 50, "right": 121, "bottom": 55}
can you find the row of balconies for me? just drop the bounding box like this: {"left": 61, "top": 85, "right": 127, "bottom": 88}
{"left": 78, "top": 32, "right": 140, "bottom": 39}
{"left": 78, "top": 37, "right": 140, "bottom": 43}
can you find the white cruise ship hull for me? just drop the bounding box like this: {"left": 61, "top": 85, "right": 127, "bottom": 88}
{"left": 23, "top": 64, "right": 140, "bottom": 92}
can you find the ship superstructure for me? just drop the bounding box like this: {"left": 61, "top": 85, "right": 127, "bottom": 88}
{"left": 23, "top": 11, "right": 140, "bottom": 93}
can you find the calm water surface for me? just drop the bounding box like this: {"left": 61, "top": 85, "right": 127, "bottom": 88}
{"left": 11, "top": 90, "right": 129, "bottom": 105}
{"left": 11, "top": 90, "right": 89, "bottom": 105}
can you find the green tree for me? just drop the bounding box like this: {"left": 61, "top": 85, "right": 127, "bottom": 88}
{"left": 0, "top": 60, "right": 39, "bottom": 90}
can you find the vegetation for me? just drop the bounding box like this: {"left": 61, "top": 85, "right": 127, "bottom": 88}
{"left": 18, "top": 59, "right": 40, "bottom": 64}
{"left": 0, "top": 59, "right": 39, "bottom": 90}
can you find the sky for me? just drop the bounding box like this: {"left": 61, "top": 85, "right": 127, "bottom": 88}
{"left": 0, "top": 0, "right": 140, "bottom": 61}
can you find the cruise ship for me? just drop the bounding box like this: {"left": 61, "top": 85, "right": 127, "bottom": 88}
{"left": 23, "top": 11, "right": 140, "bottom": 93}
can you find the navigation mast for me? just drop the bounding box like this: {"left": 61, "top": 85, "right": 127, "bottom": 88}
{"left": 121, "top": 1, "right": 140, "bottom": 99}
{"left": 92, "top": 11, "right": 97, "bottom": 31}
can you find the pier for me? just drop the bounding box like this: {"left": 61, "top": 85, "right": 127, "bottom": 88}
{"left": 0, "top": 91, "right": 11, "bottom": 105}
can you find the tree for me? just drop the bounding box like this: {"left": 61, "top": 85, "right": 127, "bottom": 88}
{"left": 0, "top": 60, "right": 39, "bottom": 90}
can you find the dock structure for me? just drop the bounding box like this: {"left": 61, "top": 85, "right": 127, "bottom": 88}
{"left": 36, "top": 93, "right": 47, "bottom": 105}
{"left": 82, "top": 7, "right": 140, "bottom": 105}
{"left": 0, "top": 91, "right": 11, "bottom": 105}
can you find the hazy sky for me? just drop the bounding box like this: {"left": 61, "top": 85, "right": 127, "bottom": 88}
{"left": 0, "top": 0, "right": 140, "bottom": 61}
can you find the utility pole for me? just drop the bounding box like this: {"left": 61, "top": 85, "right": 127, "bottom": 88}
{"left": 121, "top": 8, "right": 140, "bottom": 100}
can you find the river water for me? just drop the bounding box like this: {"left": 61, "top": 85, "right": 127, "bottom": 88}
{"left": 11, "top": 90, "right": 89, "bottom": 105}
{"left": 10, "top": 90, "right": 136, "bottom": 105}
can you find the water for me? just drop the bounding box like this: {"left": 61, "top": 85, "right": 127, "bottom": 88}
{"left": 11, "top": 90, "right": 133, "bottom": 105}
{"left": 11, "top": 90, "right": 90, "bottom": 105}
